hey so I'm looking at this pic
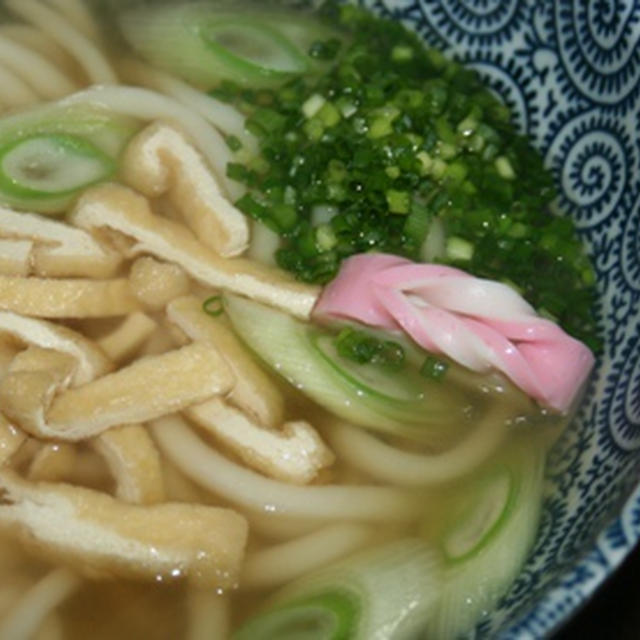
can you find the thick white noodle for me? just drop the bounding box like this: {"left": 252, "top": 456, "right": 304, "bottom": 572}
{"left": 0, "top": 36, "right": 76, "bottom": 99}
{"left": 247, "top": 511, "right": 326, "bottom": 541}
{"left": 0, "top": 568, "right": 80, "bottom": 640}
{"left": 0, "top": 64, "right": 39, "bottom": 108}
{"left": 45, "top": 0, "right": 100, "bottom": 41}
{"left": 64, "top": 86, "right": 244, "bottom": 199}
{"left": 241, "top": 523, "right": 376, "bottom": 589}
{"left": 121, "top": 60, "right": 256, "bottom": 152}
{"left": 0, "top": 24, "right": 80, "bottom": 78}
{"left": 187, "top": 591, "right": 230, "bottom": 640}
{"left": 4, "top": 0, "right": 117, "bottom": 85}
{"left": 325, "top": 408, "right": 511, "bottom": 486}
{"left": 150, "top": 415, "right": 422, "bottom": 522}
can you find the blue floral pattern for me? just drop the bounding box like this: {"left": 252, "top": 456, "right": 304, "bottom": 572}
{"left": 357, "top": 0, "right": 640, "bottom": 637}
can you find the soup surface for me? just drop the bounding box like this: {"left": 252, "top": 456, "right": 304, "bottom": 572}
{"left": 0, "top": 1, "right": 596, "bottom": 638}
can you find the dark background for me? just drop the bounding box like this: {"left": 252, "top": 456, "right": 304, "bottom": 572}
{"left": 553, "top": 545, "right": 640, "bottom": 638}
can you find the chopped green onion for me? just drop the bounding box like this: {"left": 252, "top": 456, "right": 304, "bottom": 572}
{"left": 317, "top": 101, "right": 341, "bottom": 127}
{"left": 226, "top": 162, "right": 254, "bottom": 184}
{"left": 335, "top": 327, "right": 380, "bottom": 364}
{"left": 202, "top": 295, "right": 224, "bottom": 317}
{"left": 336, "top": 97, "right": 358, "bottom": 118}
{"left": 333, "top": 327, "right": 406, "bottom": 370}
{"left": 303, "top": 117, "right": 325, "bottom": 141}
{"left": 235, "top": 193, "right": 269, "bottom": 220}
{"left": 445, "top": 236, "right": 474, "bottom": 261}
{"left": 495, "top": 155, "right": 516, "bottom": 179}
{"left": 430, "top": 158, "right": 448, "bottom": 179}
{"left": 315, "top": 224, "right": 338, "bottom": 251}
{"left": 391, "top": 44, "right": 414, "bottom": 62}
{"left": 376, "top": 340, "right": 406, "bottom": 370}
{"left": 386, "top": 189, "right": 410, "bottom": 214}
{"left": 385, "top": 166, "right": 400, "bottom": 179}
{"left": 444, "top": 161, "right": 468, "bottom": 184}
{"left": 507, "top": 222, "right": 529, "bottom": 238}
{"left": 416, "top": 151, "right": 433, "bottom": 175}
{"left": 271, "top": 202, "right": 298, "bottom": 231}
{"left": 437, "top": 141, "right": 458, "bottom": 160}
{"left": 420, "top": 356, "right": 448, "bottom": 380}
{"left": 246, "top": 108, "right": 287, "bottom": 136}
{"left": 220, "top": 2, "right": 600, "bottom": 349}
{"left": 302, "top": 93, "right": 326, "bottom": 119}
{"left": 308, "top": 37, "right": 341, "bottom": 61}
{"left": 225, "top": 134, "right": 243, "bottom": 152}
{"left": 368, "top": 105, "right": 400, "bottom": 139}
{"left": 457, "top": 115, "right": 478, "bottom": 137}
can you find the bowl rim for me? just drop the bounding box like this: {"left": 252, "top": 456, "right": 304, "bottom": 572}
{"left": 502, "top": 478, "right": 640, "bottom": 638}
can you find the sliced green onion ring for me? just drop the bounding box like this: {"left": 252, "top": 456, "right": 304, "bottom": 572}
{"left": 0, "top": 101, "right": 139, "bottom": 214}
{"left": 442, "top": 465, "right": 513, "bottom": 562}
{"left": 200, "top": 18, "right": 311, "bottom": 82}
{"left": 234, "top": 539, "right": 440, "bottom": 640}
{"left": 234, "top": 592, "right": 356, "bottom": 640}
{"left": 119, "top": 4, "right": 337, "bottom": 89}
{"left": 0, "top": 134, "right": 114, "bottom": 198}
{"left": 202, "top": 295, "right": 224, "bottom": 317}
{"left": 224, "top": 293, "right": 470, "bottom": 444}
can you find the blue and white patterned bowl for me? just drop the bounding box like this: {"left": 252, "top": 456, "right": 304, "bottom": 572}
{"left": 356, "top": 1, "right": 640, "bottom": 637}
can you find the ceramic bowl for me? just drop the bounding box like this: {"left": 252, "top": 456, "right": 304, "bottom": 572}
{"left": 356, "top": 1, "right": 640, "bottom": 637}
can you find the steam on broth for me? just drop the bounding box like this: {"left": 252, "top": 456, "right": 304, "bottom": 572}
{"left": 0, "top": 1, "right": 597, "bottom": 639}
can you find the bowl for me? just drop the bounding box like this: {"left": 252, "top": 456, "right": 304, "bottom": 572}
{"left": 356, "top": 0, "right": 640, "bottom": 637}
{"left": 0, "top": 1, "right": 636, "bottom": 637}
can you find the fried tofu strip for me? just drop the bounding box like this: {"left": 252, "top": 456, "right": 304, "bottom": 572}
{"left": 168, "top": 297, "right": 333, "bottom": 483}
{"left": 129, "top": 256, "right": 191, "bottom": 310}
{"left": 92, "top": 424, "right": 165, "bottom": 505}
{"left": 96, "top": 312, "right": 158, "bottom": 364}
{"left": 0, "top": 311, "right": 112, "bottom": 384}
{"left": 0, "top": 470, "right": 248, "bottom": 588}
{"left": 0, "top": 347, "right": 77, "bottom": 438}
{"left": 0, "top": 333, "right": 19, "bottom": 368}
{"left": 27, "top": 443, "right": 77, "bottom": 483}
{"left": 71, "top": 184, "right": 320, "bottom": 319}
{"left": 0, "top": 274, "right": 142, "bottom": 318}
{"left": 0, "top": 415, "right": 25, "bottom": 467}
{"left": 0, "top": 205, "right": 121, "bottom": 278}
{"left": 167, "top": 296, "right": 284, "bottom": 428}
{"left": 186, "top": 399, "right": 334, "bottom": 485}
{"left": 19, "top": 394, "right": 164, "bottom": 504}
{"left": 0, "top": 239, "right": 32, "bottom": 275}
{"left": 0, "top": 343, "right": 234, "bottom": 441}
{"left": 123, "top": 122, "right": 250, "bottom": 257}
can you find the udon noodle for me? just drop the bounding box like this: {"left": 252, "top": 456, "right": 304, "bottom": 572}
{"left": 0, "top": 1, "right": 594, "bottom": 638}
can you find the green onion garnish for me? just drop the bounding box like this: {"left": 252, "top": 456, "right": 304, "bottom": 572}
{"left": 219, "top": 1, "right": 600, "bottom": 350}
{"left": 335, "top": 327, "right": 405, "bottom": 370}
{"left": 202, "top": 295, "right": 224, "bottom": 317}
{"left": 420, "top": 356, "right": 449, "bottom": 380}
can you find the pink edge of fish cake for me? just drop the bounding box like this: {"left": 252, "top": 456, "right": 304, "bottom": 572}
{"left": 312, "top": 253, "right": 595, "bottom": 413}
